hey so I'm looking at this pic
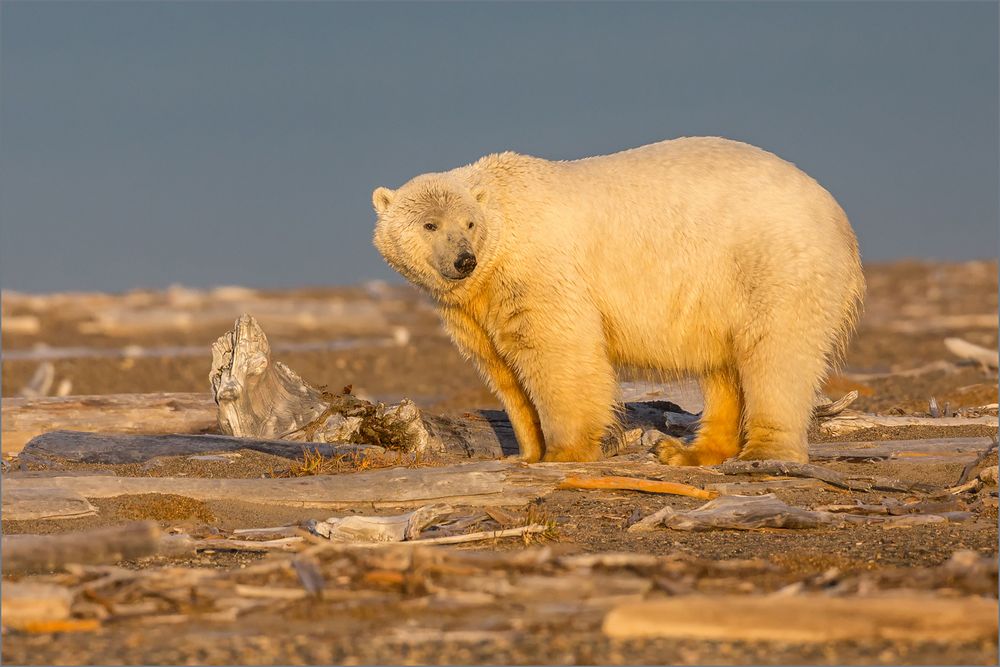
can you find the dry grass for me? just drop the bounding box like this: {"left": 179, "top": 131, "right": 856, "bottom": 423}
{"left": 271, "top": 446, "right": 429, "bottom": 478}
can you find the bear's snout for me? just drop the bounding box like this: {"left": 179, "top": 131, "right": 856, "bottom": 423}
{"left": 454, "top": 252, "right": 477, "bottom": 276}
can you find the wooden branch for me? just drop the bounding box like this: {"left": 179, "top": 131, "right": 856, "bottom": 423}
{"left": 945, "top": 336, "right": 999, "bottom": 370}
{"left": 557, "top": 475, "right": 717, "bottom": 500}
{"left": 1, "top": 461, "right": 566, "bottom": 509}
{"left": 813, "top": 391, "right": 859, "bottom": 418}
{"left": 1, "top": 521, "right": 162, "bottom": 575}
{"left": 2, "top": 392, "right": 218, "bottom": 455}
{"left": 406, "top": 524, "right": 548, "bottom": 545}
{"left": 602, "top": 594, "right": 998, "bottom": 642}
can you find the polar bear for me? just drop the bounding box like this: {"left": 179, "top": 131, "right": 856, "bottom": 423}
{"left": 372, "top": 137, "right": 864, "bottom": 464}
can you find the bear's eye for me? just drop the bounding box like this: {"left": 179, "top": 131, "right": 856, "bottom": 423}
{"left": 467, "top": 221, "right": 475, "bottom": 229}
{"left": 423, "top": 222, "right": 437, "bottom": 232}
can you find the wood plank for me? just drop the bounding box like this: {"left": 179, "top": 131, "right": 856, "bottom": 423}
{"left": 602, "top": 594, "right": 999, "bottom": 642}
{"left": 819, "top": 413, "right": 997, "bottom": 439}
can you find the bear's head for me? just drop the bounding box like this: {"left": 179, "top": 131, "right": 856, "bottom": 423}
{"left": 372, "top": 174, "right": 495, "bottom": 299}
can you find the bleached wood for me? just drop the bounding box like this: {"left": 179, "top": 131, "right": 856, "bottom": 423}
{"left": 2, "top": 392, "right": 217, "bottom": 455}
{"left": 1, "top": 521, "right": 161, "bottom": 575}
{"left": 944, "top": 336, "right": 999, "bottom": 370}
{"left": 602, "top": 594, "right": 998, "bottom": 642}
{"left": 1, "top": 461, "right": 566, "bottom": 509}
{"left": 210, "top": 314, "right": 438, "bottom": 453}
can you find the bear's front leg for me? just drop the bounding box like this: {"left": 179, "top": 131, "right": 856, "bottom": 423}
{"left": 499, "top": 302, "right": 617, "bottom": 462}
{"left": 438, "top": 306, "right": 546, "bottom": 462}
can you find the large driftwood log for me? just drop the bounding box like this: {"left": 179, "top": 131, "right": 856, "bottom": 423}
{"left": 818, "top": 412, "right": 998, "bottom": 438}
{"left": 945, "top": 336, "right": 999, "bottom": 370}
{"left": 1, "top": 461, "right": 567, "bottom": 509}
{"left": 1, "top": 521, "right": 162, "bottom": 574}
{"left": 16, "top": 430, "right": 387, "bottom": 466}
{"left": 2, "top": 393, "right": 217, "bottom": 455}
{"left": 211, "top": 314, "right": 438, "bottom": 453}
{"left": 602, "top": 594, "right": 999, "bottom": 642}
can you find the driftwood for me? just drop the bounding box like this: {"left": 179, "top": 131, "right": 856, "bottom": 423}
{"left": 210, "top": 315, "right": 435, "bottom": 452}
{"left": 557, "top": 475, "right": 718, "bottom": 500}
{"left": 602, "top": 594, "right": 998, "bottom": 642}
{"left": 15, "top": 538, "right": 992, "bottom": 639}
{"left": 17, "top": 430, "right": 387, "bottom": 466}
{"left": 2, "top": 486, "right": 98, "bottom": 521}
{"left": 628, "top": 494, "right": 965, "bottom": 532}
{"left": 818, "top": 412, "right": 997, "bottom": 438}
{"left": 629, "top": 494, "right": 843, "bottom": 531}
{"left": 945, "top": 336, "right": 999, "bottom": 370}
{"left": 2, "top": 521, "right": 162, "bottom": 575}
{"left": 878, "top": 313, "right": 998, "bottom": 334}
{"left": 703, "top": 478, "right": 827, "bottom": 495}
{"left": 717, "top": 458, "right": 929, "bottom": 493}
{"left": 2, "top": 393, "right": 218, "bottom": 455}
{"left": 809, "top": 436, "right": 997, "bottom": 464}
{"left": 1, "top": 461, "right": 566, "bottom": 509}
{"left": 308, "top": 504, "right": 455, "bottom": 542}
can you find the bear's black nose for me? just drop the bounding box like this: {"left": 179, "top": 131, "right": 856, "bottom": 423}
{"left": 454, "top": 252, "right": 477, "bottom": 276}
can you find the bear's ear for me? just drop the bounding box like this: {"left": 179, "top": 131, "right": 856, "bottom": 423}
{"left": 372, "top": 187, "right": 395, "bottom": 215}
{"left": 471, "top": 185, "right": 487, "bottom": 205}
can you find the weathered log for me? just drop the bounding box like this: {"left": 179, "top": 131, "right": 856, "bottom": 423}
{"left": 1, "top": 461, "right": 566, "bottom": 509}
{"left": 818, "top": 412, "right": 997, "bottom": 438}
{"left": 945, "top": 336, "right": 999, "bottom": 370}
{"left": 2, "top": 393, "right": 218, "bottom": 455}
{"left": 602, "top": 594, "right": 999, "bottom": 642}
{"left": 1, "top": 521, "right": 162, "bottom": 574}
{"left": 717, "top": 459, "right": 929, "bottom": 493}
{"left": 2, "top": 485, "right": 98, "bottom": 521}
{"left": 809, "top": 436, "right": 997, "bottom": 464}
{"left": 17, "top": 430, "right": 386, "bottom": 465}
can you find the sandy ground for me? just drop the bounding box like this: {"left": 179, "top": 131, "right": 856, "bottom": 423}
{"left": 1, "top": 260, "right": 998, "bottom": 665}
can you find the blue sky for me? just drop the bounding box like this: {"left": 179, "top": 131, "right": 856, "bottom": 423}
{"left": 1, "top": 1, "right": 997, "bottom": 292}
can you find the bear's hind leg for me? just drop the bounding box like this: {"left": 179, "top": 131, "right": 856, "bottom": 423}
{"left": 658, "top": 366, "right": 743, "bottom": 466}
{"left": 737, "top": 335, "right": 824, "bottom": 463}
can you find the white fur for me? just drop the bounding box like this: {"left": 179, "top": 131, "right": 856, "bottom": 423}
{"left": 373, "top": 137, "right": 865, "bottom": 463}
